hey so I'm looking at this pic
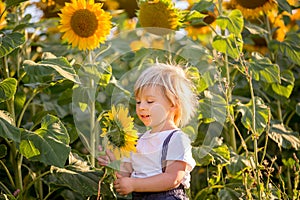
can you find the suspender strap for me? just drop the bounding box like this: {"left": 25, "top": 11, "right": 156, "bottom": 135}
{"left": 161, "top": 130, "right": 178, "bottom": 173}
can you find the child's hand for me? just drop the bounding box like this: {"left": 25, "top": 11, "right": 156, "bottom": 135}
{"left": 114, "top": 173, "right": 134, "bottom": 195}
{"left": 97, "top": 146, "right": 115, "bottom": 166}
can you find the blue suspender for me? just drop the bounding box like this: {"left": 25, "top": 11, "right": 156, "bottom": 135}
{"left": 161, "top": 130, "right": 179, "bottom": 173}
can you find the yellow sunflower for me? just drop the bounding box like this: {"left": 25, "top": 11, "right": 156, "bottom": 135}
{"left": 138, "top": 0, "right": 183, "bottom": 35}
{"left": 268, "top": 10, "right": 290, "bottom": 42}
{"left": 225, "top": 0, "right": 277, "bottom": 19}
{"left": 0, "top": 1, "right": 7, "bottom": 30}
{"left": 58, "top": 0, "right": 112, "bottom": 51}
{"left": 100, "top": 105, "right": 138, "bottom": 159}
{"left": 289, "top": 9, "right": 300, "bottom": 31}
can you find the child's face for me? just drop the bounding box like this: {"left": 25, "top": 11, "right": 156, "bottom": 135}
{"left": 135, "top": 85, "right": 176, "bottom": 132}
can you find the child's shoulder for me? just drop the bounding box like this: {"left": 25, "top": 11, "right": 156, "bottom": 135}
{"left": 172, "top": 130, "right": 192, "bottom": 142}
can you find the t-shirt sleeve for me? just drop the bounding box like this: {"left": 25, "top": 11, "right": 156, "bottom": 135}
{"left": 166, "top": 132, "right": 196, "bottom": 170}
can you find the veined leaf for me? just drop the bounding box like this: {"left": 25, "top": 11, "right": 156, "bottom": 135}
{"left": 0, "top": 110, "right": 21, "bottom": 142}
{"left": 216, "top": 9, "right": 243, "bottom": 34}
{"left": 44, "top": 153, "right": 111, "bottom": 197}
{"left": 0, "top": 78, "right": 17, "bottom": 103}
{"left": 23, "top": 55, "right": 79, "bottom": 84}
{"left": 20, "top": 114, "right": 70, "bottom": 167}
{"left": 227, "top": 154, "right": 252, "bottom": 177}
{"left": 236, "top": 97, "right": 269, "bottom": 134}
{"left": 178, "top": 44, "right": 216, "bottom": 89}
{"left": 269, "top": 33, "right": 300, "bottom": 66}
{"left": 269, "top": 120, "right": 300, "bottom": 150}
{"left": 0, "top": 32, "right": 25, "bottom": 58}
{"left": 212, "top": 34, "right": 243, "bottom": 59}
{"left": 192, "top": 143, "right": 230, "bottom": 166}
{"left": 249, "top": 53, "right": 280, "bottom": 83}
{"left": 191, "top": 0, "right": 215, "bottom": 12}
{"left": 263, "top": 70, "right": 294, "bottom": 99}
{"left": 198, "top": 91, "right": 227, "bottom": 123}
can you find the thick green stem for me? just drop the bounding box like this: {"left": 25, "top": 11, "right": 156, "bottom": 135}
{"left": 90, "top": 78, "right": 96, "bottom": 167}
{"left": 2, "top": 56, "right": 9, "bottom": 78}
{"left": 9, "top": 143, "right": 23, "bottom": 192}
{"left": 17, "top": 89, "right": 39, "bottom": 128}
{"left": 87, "top": 51, "right": 96, "bottom": 167}
{"left": 2, "top": 54, "right": 23, "bottom": 192}
{"left": 224, "top": 54, "right": 236, "bottom": 151}
{"left": 260, "top": 108, "right": 271, "bottom": 165}
{"left": 287, "top": 167, "right": 292, "bottom": 197}
{"left": 248, "top": 73, "right": 262, "bottom": 199}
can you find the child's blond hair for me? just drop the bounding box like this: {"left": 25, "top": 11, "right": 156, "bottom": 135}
{"left": 134, "top": 63, "right": 198, "bottom": 127}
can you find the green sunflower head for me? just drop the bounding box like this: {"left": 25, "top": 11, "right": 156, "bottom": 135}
{"left": 137, "top": 0, "right": 184, "bottom": 35}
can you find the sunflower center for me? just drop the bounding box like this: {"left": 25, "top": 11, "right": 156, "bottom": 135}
{"left": 70, "top": 9, "right": 98, "bottom": 38}
{"left": 108, "top": 129, "right": 126, "bottom": 148}
{"left": 237, "top": 0, "right": 267, "bottom": 9}
{"left": 203, "top": 12, "right": 216, "bottom": 24}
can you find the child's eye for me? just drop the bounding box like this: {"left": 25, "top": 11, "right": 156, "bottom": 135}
{"left": 147, "top": 101, "right": 154, "bottom": 104}
{"left": 136, "top": 101, "right": 141, "bottom": 104}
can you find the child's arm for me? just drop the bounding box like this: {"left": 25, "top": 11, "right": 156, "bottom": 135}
{"left": 119, "top": 161, "right": 132, "bottom": 177}
{"left": 114, "top": 160, "right": 187, "bottom": 195}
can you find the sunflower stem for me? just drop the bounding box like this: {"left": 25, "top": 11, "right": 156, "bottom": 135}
{"left": 248, "top": 70, "right": 262, "bottom": 199}
{"left": 87, "top": 50, "right": 97, "bottom": 168}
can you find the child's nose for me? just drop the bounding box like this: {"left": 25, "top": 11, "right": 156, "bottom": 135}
{"left": 139, "top": 101, "right": 147, "bottom": 109}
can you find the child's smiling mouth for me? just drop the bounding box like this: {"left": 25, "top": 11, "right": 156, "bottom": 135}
{"left": 141, "top": 114, "right": 150, "bottom": 119}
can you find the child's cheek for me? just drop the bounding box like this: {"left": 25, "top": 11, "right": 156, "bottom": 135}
{"left": 150, "top": 104, "right": 167, "bottom": 116}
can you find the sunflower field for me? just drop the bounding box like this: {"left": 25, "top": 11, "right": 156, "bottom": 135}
{"left": 0, "top": 0, "right": 299, "bottom": 199}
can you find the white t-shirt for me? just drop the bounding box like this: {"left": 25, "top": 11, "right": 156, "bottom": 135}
{"left": 125, "top": 129, "right": 196, "bottom": 188}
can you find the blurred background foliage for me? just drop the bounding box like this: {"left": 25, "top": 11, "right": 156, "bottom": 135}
{"left": 0, "top": 0, "right": 299, "bottom": 199}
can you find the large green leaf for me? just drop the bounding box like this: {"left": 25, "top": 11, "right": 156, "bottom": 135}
{"left": 216, "top": 9, "right": 244, "bottom": 34}
{"left": 23, "top": 53, "right": 79, "bottom": 84}
{"left": 212, "top": 34, "right": 243, "bottom": 59}
{"left": 44, "top": 153, "right": 112, "bottom": 198}
{"left": 249, "top": 53, "right": 280, "bottom": 83}
{"left": 236, "top": 97, "right": 269, "bottom": 134}
{"left": 0, "top": 110, "right": 21, "bottom": 142}
{"left": 269, "top": 120, "right": 300, "bottom": 150}
{"left": 193, "top": 142, "right": 230, "bottom": 166}
{"left": 0, "top": 32, "right": 25, "bottom": 58}
{"left": 269, "top": 33, "right": 300, "bottom": 66}
{"left": 191, "top": 0, "right": 215, "bottom": 13}
{"left": 198, "top": 91, "right": 227, "bottom": 123}
{"left": 177, "top": 44, "right": 216, "bottom": 89}
{"left": 20, "top": 114, "right": 70, "bottom": 167}
{"left": 227, "top": 154, "right": 252, "bottom": 177}
{"left": 263, "top": 70, "right": 294, "bottom": 99}
{"left": 0, "top": 78, "right": 17, "bottom": 103}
